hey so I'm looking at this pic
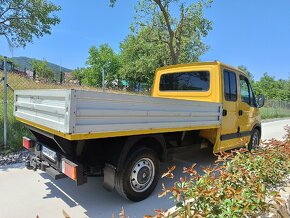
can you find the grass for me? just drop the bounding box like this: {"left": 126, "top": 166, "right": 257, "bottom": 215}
{"left": 0, "top": 72, "right": 81, "bottom": 151}
{"left": 0, "top": 117, "right": 32, "bottom": 152}
{"left": 260, "top": 107, "right": 290, "bottom": 119}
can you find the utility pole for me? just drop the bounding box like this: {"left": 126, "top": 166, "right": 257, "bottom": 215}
{"left": 102, "top": 68, "right": 105, "bottom": 93}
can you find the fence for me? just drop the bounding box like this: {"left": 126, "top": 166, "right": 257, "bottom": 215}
{"left": 0, "top": 57, "right": 135, "bottom": 149}
{"left": 261, "top": 98, "right": 290, "bottom": 119}
{"left": 1, "top": 59, "right": 290, "bottom": 149}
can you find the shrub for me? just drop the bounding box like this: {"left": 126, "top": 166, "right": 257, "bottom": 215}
{"left": 154, "top": 126, "right": 290, "bottom": 218}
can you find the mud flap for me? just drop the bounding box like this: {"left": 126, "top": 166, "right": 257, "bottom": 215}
{"left": 103, "top": 164, "right": 116, "bottom": 191}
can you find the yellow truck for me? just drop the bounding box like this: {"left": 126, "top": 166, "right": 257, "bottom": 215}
{"left": 14, "top": 61, "right": 265, "bottom": 201}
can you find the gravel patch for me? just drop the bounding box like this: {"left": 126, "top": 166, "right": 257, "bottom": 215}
{"left": 0, "top": 150, "right": 30, "bottom": 166}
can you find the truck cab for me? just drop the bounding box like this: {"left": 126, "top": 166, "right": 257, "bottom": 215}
{"left": 152, "top": 61, "right": 263, "bottom": 152}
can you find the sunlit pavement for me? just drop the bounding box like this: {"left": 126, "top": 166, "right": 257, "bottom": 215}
{"left": 0, "top": 118, "right": 289, "bottom": 218}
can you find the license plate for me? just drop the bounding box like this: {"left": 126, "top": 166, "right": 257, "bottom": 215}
{"left": 42, "top": 145, "right": 57, "bottom": 161}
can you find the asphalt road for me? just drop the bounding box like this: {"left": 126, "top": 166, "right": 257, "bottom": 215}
{"left": 0, "top": 118, "right": 289, "bottom": 218}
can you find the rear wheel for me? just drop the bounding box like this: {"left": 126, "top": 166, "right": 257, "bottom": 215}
{"left": 115, "top": 147, "right": 160, "bottom": 201}
{"left": 248, "top": 129, "right": 260, "bottom": 151}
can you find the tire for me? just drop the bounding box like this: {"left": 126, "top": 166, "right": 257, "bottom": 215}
{"left": 115, "top": 147, "right": 160, "bottom": 202}
{"left": 248, "top": 128, "right": 261, "bottom": 151}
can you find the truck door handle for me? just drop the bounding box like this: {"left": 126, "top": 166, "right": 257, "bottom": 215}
{"left": 239, "top": 110, "right": 243, "bottom": 116}
{"left": 222, "top": 109, "right": 227, "bottom": 116}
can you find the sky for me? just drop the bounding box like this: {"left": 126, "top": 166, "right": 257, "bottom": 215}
{"left": 1, "top": 0, "right": 290, "bottom": 81}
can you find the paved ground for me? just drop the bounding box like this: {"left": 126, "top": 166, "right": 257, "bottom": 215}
{"left": 261, "top": 118, "right": 290, "bottom": 141}
{"left": 0, "top": 118, "right": 289, "bottom": 218}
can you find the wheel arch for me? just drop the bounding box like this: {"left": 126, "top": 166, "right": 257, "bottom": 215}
{"left": 252, "top": 122, "right": 262, "bottom": 136}
{"left": 117, "top": 134, "right": 167, "bottom": 170}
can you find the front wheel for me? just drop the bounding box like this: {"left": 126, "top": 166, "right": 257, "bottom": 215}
{"left": 248, "top": 129, "right": 261, "bottom": 151}
{"left": 115, "top": 147, "right": 160, "bottom": 201}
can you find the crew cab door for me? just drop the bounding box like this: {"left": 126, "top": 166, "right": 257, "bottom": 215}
{"left": 220, "top": 68, "right": 240, "bottom": 150}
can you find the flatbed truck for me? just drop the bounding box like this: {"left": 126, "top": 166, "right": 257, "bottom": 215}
{"left": 14, "top": 62, "right": 265, "bottom": 201}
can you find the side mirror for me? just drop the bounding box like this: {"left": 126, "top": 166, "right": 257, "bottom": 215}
{"left": 256, "top": 94, "right": 265, "bottom": 108}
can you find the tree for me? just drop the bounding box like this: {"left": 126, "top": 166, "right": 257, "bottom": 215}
{"left": 252, "top": 73, "right": 290, "bottom": 101}
{"left": 72, "top": 67, "right": 85, "bottom": 85}
{"left": 0, "top": 0, "right": 61, "bottom": 48}
{"left": 31, "top": 59, "right": 55, "bottom": 81}
{"left": 237, "top": 65, "right": 254, "bottom": 83}
{"left": 0, "top": 55, "right": 16, "bottom": 70}
{"left": 276, "top": 79, "right": 290, "bottom": 101}
{"left": 119, "top": 27, "right": 169, "bottom": 91}
{"left": 82, "top": 44, "right": 121, "bottom": 88}
{"left": 132, "top": 0, "right": 212, "bottom": 65}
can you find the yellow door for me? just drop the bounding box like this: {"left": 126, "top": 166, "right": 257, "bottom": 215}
{"left": 220, "top": 68, "right": 240, "bottom": 150}
{"left": 238, "top": 75, "right": 258, "bottom": 143}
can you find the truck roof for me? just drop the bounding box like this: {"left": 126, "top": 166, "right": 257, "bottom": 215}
{"left": 156, "top": 61, "right": 246, "bottom": 77}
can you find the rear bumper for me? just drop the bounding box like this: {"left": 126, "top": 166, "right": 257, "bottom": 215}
{"left": 26, "top": 139, "right": 87, "bottom": 186}
{"left": 28, "top": 155, "right": 67, "bottom": 180}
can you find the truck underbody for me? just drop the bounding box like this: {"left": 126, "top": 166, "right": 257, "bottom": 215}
{"left": 24, "top": 124, "right": 217, "bottom": 201}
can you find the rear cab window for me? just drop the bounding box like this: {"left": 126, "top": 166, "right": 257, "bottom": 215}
{"left": 159, "top": 71, "right": 210, "bottom": 91}
{"left": 223, "top": 70, "right": 237, "bottom": 102}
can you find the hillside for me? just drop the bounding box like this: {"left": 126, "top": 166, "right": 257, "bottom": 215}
{"left": 11, "top": 56, "right": 71, "bottom": 73}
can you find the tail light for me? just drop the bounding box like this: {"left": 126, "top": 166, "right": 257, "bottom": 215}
{"left": 23, "top": 137, "right": 32, "bottom": 149}
{"left": 62, "top": 159, "right": 77, "bottom": 180}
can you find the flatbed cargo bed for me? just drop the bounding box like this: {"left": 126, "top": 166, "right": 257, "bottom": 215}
{"left": 14, "top": 89, "right": 222, "bottom": 140}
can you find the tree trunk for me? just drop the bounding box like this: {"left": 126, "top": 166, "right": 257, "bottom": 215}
{"left": 154, "top": 0, "right": 178, "bottom": 65}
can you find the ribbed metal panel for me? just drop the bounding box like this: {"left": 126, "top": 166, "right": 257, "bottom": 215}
{"left": 14, "top": 90, "right": 69, "bottom": 132}
{"left": 73, "top": 90, "right": 221, "bottom": 134}
{"left": 14, "top": 89, "right": 222, "bottom": 135}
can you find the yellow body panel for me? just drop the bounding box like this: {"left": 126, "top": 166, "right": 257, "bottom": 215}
{"left": 152, "top": 62, "right": 221, "bottom": 103}
{"left": 152, "top": 61, "right": 261, "bottom": 152}
{"left": 16, "top": 117, "right": 219, "bottom": 141}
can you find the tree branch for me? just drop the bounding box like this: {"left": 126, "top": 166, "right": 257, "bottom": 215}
{"left": 154, "top": 0, "right": 177, "bottom": 64}
{"left": 0, "top": 16, "right": 30, "bottom": 25}
{"left": 175, "top": 3, "right": 185, "bottom": 59}
{"left": 0, "top": 1, "right": 13, "bottom": 18}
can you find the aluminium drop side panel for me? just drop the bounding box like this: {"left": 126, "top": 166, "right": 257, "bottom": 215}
{"left": 67, "top": 89, "right": 77, "bottom": 134}
{"left": 14, "top": 89, "right": 71, "bottom": 133}
{"left": 73, "top": 90, "right": 222, "bottom": 134}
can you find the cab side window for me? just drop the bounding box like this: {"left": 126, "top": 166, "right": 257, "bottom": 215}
{"left": 240, "top": 77, "right": 250, "bottom": 104}
{"left": 223, "top": 70, "right": 237, "bottom": 101}
{"left": 240, "top": 75, "right": 256, "bottom": 106}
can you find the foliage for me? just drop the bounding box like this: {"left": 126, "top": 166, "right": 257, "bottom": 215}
{"left": 117, "top": 0, "right": 213, "bottom": 90}
{"left": 0, "top": 55, "right": 14, "bottom": 64}
{"left": 133, "top": 0, "right": 213, "bottom": 65}
{"left": 236, "top": 65, "right": 290, "bottom": 102}
{"left": 80, "top": 44, "right": 121, "bottom": 88}
{"left": 0, "top": 55, "right": 16, "bottom": 70}
{"left": 230, "top": 141, "right": 290, "bottom": 187}
{"left": 31, "top": 59, "right": 55, "bottom": 81}
{"left": 0, "top": 115, "right": 32, "bottom": 151}
{"left": 0, "top": 0, "right": 61, "bottom": 48}
{"left": 155, "top": 130, "right": 290, "bottom": 218}
{"left": 253, "top": 73, "right": 290, "bottom": 101}
{"left": 260, "top": 107, "right": 290, "bottom": 120}
{"left": 119, "top": 28, "right": 168, "bottom": 91}
{"left": 72, "top": 67, "right": 85, "bottom": 85}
